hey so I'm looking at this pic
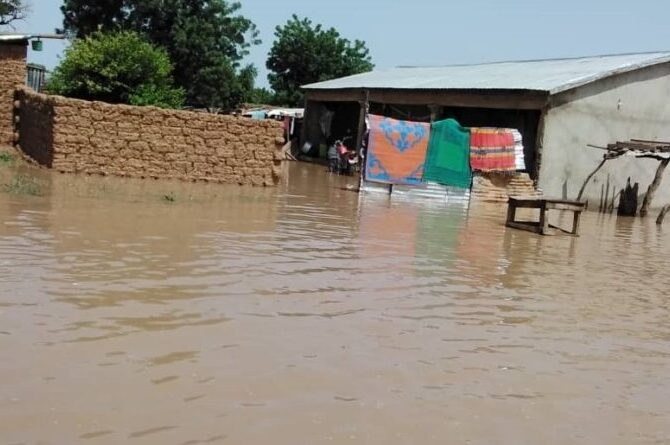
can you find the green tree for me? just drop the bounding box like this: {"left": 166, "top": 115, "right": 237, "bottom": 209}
{"left": 59, "top": 0, "right": 260, "bottom": 111}
{"left": 0, "top": 0, "right": 28, "bottom": 26}
{"left": 267, "top": 15, "right": 374, "bottom": 107}
{"left": 248, "top": 87, "right": 277, "bottom": 106}
{"left": 46, "top": 31, "right": 184, "bottom": 108}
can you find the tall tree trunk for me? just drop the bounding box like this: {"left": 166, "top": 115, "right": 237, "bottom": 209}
{"left": 640, "top": 158, "right": 670, "bottom": 217}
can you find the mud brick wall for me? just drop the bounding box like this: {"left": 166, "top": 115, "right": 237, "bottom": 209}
{"left": 0, "top": 41, "right": 27, "bottom": 146}
{"left": 16, "top": 89, "right": 54, "bottom": 166}
{"left": 16, "top": 88, "right": 284, "bottom": 186}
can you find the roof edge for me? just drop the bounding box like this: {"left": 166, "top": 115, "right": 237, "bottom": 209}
{"left": 395, "top": 50, "right": 670, "bottom": 69}
{"left": 548, "top": 55, "right": 670, "bottom": 94}
{"left": 301, "top": 51, "right": 670, "bottom": 93}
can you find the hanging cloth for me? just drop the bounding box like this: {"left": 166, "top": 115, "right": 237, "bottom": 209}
{"left": 365, "top": 114, "right": 430, "bottom": 185}
{"left": 423, "top": 119, "right": 472, "bottom": 189}
{"left": 512, "top": 129, "right": 526, "bottom": 171}
{"left": 469, "top": 128, "right": 516, "bottom": 173}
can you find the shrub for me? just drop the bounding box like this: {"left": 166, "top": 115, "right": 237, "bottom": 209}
{"left": 46, "top": 31, "right": 184, "bottom": 109}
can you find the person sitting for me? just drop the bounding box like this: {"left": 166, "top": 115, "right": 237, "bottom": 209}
{"left": 337, "top": 141, "right": 356, "bottom": 176}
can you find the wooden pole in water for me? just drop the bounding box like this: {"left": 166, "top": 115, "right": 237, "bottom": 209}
{"left": 577, "top": 157, "right": 607, "bottom": 202}
{"left": 656, "top": 204, "right": 670, "bottom": 225}
{"left": 640, "top": 157, "right": 670, "bottom": 217}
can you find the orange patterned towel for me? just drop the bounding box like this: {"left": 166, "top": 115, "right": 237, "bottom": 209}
{"left": 365, "top": 115, "right": 430, "bottom": 185}
{"left": 469, "top": 128, "right": 516, "bottom": 173}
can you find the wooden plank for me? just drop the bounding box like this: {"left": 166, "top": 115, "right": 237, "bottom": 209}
{"left": 545, "top": 202, "right": 585, "bottom": 211}
{"left": 631, "top": 138, "right": 670, "bottom": 145}
{"left": 506, "top": 219, "right": 578, "bottom": 236}
{"left": 508, "top": 197, "right": 546, "bottom": 208}
{"left": 544, "top": 198, "right": 586, "bottom": 206}
{"left": 547, "top": 224, "right": 572, "bottom": 236}
{"left": 506, "top": 221, "right": 542, "bottom": 234}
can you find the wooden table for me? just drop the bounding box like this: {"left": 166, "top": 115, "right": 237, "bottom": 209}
{"left": 506, "top": 197, "right": 586, "bottom": 236}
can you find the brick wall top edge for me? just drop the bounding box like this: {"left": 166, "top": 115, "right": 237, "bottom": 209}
{"left": 15, "top": 88, "right": 282, "bottom": 129}
{"left": 16, "top": 87, "right": 51, "bottom": 103}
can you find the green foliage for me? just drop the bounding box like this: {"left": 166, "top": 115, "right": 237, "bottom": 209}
{"left": 129, "top": 83, "right": 185, "bottom": 109}
{"left": 248, "top": 87, "right": 278, "bottom": 106}
{"left": 0, "top": 0, "right": 28, "bottom": 26}
{"left": 2, "top": 174, "right": 42, "bottom": 196}
{"left": 46, "top": 31, "right": 184, "bottom": 108}
{"left": 267, "top": 15, "right": 374, "bottom": 107}
{"left": 60, "top": 0, "right": 260, "bottom": 110}
{"left": 0, "top": 152, "right": 16, "bottom": 166}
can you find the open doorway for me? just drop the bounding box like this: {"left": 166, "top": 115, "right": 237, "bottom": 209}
{"left": 301, "top": 101, "right": 360, "bottom": 159}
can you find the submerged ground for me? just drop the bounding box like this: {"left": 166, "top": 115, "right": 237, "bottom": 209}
{"left": 1, "top": 159, "right": 669, "bottom": 444}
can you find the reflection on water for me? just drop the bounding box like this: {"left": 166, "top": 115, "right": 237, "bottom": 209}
{"left": 1, "top": 162, "right": 669, "bottom": 444}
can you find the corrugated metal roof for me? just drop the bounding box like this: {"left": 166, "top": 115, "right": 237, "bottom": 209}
{"left": 0, "top": 33, "right": 66, "bottom": 41}
{"left": 0, "top": 34, "right": 32, "bottom": 41}
{"left": 303, "top": 52, "right": 670, "bottom": 94}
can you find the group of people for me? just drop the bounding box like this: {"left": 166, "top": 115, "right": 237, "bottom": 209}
{"left": 327, "top": 129, "right": 369, "bottom": 176}
{"left": 327, "top": 136, "right": 358, "bottom": 175}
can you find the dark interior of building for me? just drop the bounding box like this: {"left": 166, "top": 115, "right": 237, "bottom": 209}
{"left": 303, "top": 100, "right": 542, "bottom": 178}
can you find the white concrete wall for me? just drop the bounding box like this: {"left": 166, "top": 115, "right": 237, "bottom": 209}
{"left": 539, "top": 62, "right": 670, "bottom": 210}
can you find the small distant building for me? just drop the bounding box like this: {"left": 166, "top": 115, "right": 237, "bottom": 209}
{"left": 302, "top": 52, "right": 670, "bottom": 206}
{"left": 27, "top": 63, "right": 47, "bottom": 92}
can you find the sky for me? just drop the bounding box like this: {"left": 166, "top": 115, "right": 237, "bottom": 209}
{"left": 7, "top": 0, "right": 670, "bottom": 88}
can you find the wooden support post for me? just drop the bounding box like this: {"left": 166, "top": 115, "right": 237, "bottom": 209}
{"left": 538, "top": 202, "right": 548, "bottom": 234}
{"left": 356, "top": 91, "right": 369, "bottom": 192}
{"left": 577, "top": 157, "right": 608, "bottom": 201}
{"left": 354, "top": 94, "right": 368, "bottom": 153}
{"left": 572, "top": 211, "right": 581, "bottom": 235}
{"left": 657, "top": 204, "right": 670, "bottom": 225}
{"left": 640, "top": 157, "right": 670, "bottom": 217}
{"left": 506, "top": 201, "right": 517, "bottom": 225}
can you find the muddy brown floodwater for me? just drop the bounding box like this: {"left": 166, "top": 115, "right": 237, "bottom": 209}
{"left": 1, "top": 161, "right": 669, "bottom": 444}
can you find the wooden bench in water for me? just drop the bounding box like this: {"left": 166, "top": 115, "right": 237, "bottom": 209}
{"left": 506, "top": 197, "right": 586, "bottom": 236}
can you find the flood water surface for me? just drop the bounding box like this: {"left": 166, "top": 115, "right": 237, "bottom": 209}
{"left": 1, "top": 162, "right": 669, "bottom": 444}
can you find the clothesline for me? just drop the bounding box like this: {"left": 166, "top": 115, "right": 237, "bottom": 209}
{"left": 363, "top": 114, "right": 527, "bottom": 189}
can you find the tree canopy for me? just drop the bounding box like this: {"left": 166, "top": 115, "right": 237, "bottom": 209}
{"left": 0, "top": 0, "right": 28, "bottom": 26}
{"left": 59, "top": 0, "right": 260, "bottom": 110}
{"left": 267, "top": 15, "right": 374, "bottom": 106}
{"left": 47, "top": 31, "right": 184, "bottom": 109}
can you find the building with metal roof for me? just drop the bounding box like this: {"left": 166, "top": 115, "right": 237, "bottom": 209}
{"left": 300, "top": 52, "right": 670, "bottom": 208}
{"left": 303, "top": 52, "right": 670, "bottom": 94}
